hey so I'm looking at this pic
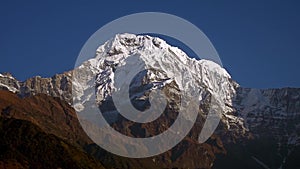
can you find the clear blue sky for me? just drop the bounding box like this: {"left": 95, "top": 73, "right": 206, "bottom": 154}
{"left": 0, "top": 0, "right": 299, "bottom": 89}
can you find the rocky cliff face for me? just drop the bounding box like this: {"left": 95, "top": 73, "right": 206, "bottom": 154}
{"left": 234, "top": 87, "right": 300, "bottom": 144}
{"left": 0, "top": 71, "right": 72, "bottom": 103}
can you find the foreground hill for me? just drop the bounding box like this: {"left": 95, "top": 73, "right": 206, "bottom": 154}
{"left": 0, "top": 116, "right": 105, "bottom": 169}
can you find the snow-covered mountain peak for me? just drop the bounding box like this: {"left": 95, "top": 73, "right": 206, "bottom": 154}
{"left": 72, "top": 33, "right": 243, "bottom": 131}
{"left": 77, "top": 33, "right": 235, "bottom": 96}
{"left": 89, "top": 33, "right": 231, "bottom": 80}
{"left": 1, "top": 33, "right": 299, "bottom": 161}
{"left": 95, "top": 33, "right": 170, "bottom": 57}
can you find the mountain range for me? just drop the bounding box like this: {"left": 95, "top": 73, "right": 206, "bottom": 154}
{"left": 0, "top": 33, "right": 299, "bottom": 169}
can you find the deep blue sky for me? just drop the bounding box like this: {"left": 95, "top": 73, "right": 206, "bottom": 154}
{"left": 0, "top": 0, "right": 299, "bottom": 89}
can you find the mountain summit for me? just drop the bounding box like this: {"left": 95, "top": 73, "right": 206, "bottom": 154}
{"left": 72, "top": 33, "right": 243, "bottom": 131}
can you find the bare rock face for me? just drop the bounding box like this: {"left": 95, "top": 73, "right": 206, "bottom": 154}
{"left": 21, "top": 72, "right": 73, "bottom": 103}
{"left": 0, "top": 71, "right": 73, "bottom": 104}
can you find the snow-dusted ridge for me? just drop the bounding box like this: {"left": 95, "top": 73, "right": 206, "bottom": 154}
{"left": 0, "top": 73, "right": 20, "bottom": 93}
{"left": 0, "top": 71, "right": 72, "bottom": 102}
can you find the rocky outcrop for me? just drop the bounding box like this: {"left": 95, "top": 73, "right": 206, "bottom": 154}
{"left": 0, "top": 71, "right": 73, "bottom": 104}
